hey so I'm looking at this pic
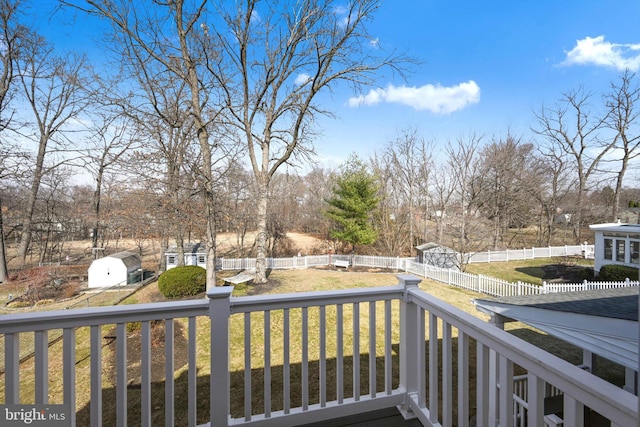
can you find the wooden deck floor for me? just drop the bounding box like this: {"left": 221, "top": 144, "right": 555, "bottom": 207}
{"left": 300, "top": 407, "right": 423, "bottom": 427}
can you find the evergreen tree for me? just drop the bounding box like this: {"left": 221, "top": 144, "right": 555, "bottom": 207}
{"left": 325, "top": 155, "right": 379, "bottom": 251}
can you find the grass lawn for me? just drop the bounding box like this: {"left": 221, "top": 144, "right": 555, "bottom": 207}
{"left": 2, "top": 265, "right": 619, "bottom": 426}
{"left": 465, "top": 257, "right": 594, "bottom": 285}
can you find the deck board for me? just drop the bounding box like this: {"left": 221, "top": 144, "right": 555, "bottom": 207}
{"left": 300, "top": 407, "right": 423, "bottom": 427}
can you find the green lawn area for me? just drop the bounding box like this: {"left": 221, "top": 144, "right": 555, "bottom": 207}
{"left": 465, "top": 257, "right": 594, "bottom": 285}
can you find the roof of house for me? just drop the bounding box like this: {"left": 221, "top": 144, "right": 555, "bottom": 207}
{"left": 475, "top": 286, "right": 638, "bottom": 321}
{"left": 166, "top": 242, "right": 205, "bottom": 254}
{"left": 473, "top": 286, "right": 639, "bottom": 371}
{"left": 589, "top": 222, "right": 640, "bottom": 233}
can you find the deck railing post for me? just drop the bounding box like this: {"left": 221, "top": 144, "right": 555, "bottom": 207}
{"left": 208, "top": 286, "right": 234, "bottom": 427}
{"left": 397, "top": 274, "right": 422, "bottom": 419}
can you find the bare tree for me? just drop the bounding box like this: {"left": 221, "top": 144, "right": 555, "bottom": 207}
{"left": 212, "top": 0, "right": 409, "bottom": 283}
{"left": 0, "top": 0, "right": 27, "bottom": 281}
{"left": 15, "top": 38, "right": 87, "bottom": 265}
{"left": 531, "top": 143, "right": 572, "bottom": 245}
{"left": 430, "top": 161, "right": 455, "bottom": 245}
{"left": 82, "top": 112, "right": 140, "bottom": 257}
{"left": 446, "top": 133, "right": 484, "bottom": 269}
{"left": 534, "top": 87, "right": 612, "bottom": 242}
{"left": 380, "top": 128, "right": 432, "bottom": 255}
{"left": 603, "top": 70, "right": 640, "bottom": 220}
{"left": 476, "top": 134, "right": 538, "bottom": 249}
{"left": 299, "top": 166, "right": 333, "bottom": 237}
{"left": 68, "top": 0, "right": 234, "bottom": 288}
{"left": 371, "top": 152, "right": 409, "bottom": 255}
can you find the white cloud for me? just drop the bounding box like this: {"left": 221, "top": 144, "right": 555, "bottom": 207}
{"left": 563, "top": 35, "right": 640, "bottom": 71}
{"left": 347, "top": 81, "right": 481, "bottom": 114}
{"left": 294, "top": 73, "right": 311, "bottom": 86}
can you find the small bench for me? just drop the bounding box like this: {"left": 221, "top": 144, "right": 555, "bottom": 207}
{"left": 334, "top": 260, "right": 350, "bottom": 269}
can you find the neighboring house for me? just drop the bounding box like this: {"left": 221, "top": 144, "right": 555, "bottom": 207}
{"left": 415, "top": 242, "right": 459, "bottom": 270}
{"left": 165, "top": 242, "right": 207, "bottom": 270}
{"left": 87, "top": 251, "right": 142, "bottom": 288}
{"left": 589, "top": 222, "right": 640, "bottom": 274}
{"left": 473, "top": 286, "right": 639, "bottom": 394}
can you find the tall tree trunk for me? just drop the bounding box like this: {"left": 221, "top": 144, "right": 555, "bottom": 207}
{"left": 0, "top": 194, "right": 8, "bottom": 283}
{"left": 174, "top": 0, "right": 216, "bottom": 288}
{"left": 612, "top": 157, "right": 628, "bottom": 221}
{"left": 254, "top": 177, "right": 269, "bottom": 284}
{"left": 91, "top": 166, "right": 103, "bottom": 258}
{"left": 18, "top": 135, "right": 47, "bottom": 265}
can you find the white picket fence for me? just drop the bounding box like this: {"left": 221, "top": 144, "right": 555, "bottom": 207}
{"left": 404, "top": 259, "right": 639, "bottom": 297}
{"left": 217, "top": 250, "right": 636, "bottom": 298}
{"left": 466, "top": 244, "right": 594, "bottom": 263}
{"left": 216, "top": 244, "right": 595, "bottom": 271}
{"left": 217, "top": 254, "right": 411, "bottom": 271}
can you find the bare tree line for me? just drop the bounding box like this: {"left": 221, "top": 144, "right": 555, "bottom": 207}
{"left": 0, "top": 0, "right": 639, "bottom": 284}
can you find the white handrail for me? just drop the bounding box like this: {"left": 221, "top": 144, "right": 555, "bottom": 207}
{"left": 0, "top": 275, "right": 635, "bottom": 426}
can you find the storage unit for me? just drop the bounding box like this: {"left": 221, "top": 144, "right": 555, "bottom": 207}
{"left": 87, "top": 251, "right": 142, "bottom": 288}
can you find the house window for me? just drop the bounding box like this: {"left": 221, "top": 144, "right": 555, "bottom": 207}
{"left": 632, "top": 241, "right": 640, "bottom": 264}
{"left": 198, "top": 254, "right": 205, "bottom": 264}
{"left": 168, "top": 255, "right": 176, "bottom": 265}
{"left": 604, "top": 238, "right": 613, "bottom": 260}
{"left": 615, "top": 239, "right": 626, "bottom": 262}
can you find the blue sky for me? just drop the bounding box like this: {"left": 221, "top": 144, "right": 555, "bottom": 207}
{"left": 32, "top": 0, "right": 640, "bottom": 169}
{"left": 314, "top": 0, "right": 640, "bottom": 166}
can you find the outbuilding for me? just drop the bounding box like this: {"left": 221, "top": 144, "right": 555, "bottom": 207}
{"left": 165, "top": 242, "right": 207, "bottom": 270}
{"left": 415, "top": 242, "right": 459, "bottom": 270}
{"left": 87, "top": 251, "right": 142, "bottom": 288}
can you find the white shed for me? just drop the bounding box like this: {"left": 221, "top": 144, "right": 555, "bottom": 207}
{"left": 165, "top": 242, "right": 207, "bottom": 270}
{"left": 88, "top": 251, "right": 142, "bottom": 288}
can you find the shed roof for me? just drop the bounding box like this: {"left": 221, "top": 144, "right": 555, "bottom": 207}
{"left": 166, "top": 242, "right": 205, "bottom": 254}
{"left": 106, "top": 251, "right": 141, "bottom": 269}
{"left": 416, "top": 242, "right": 455, "bottom": 252}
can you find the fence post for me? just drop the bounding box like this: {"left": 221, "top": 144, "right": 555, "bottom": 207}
{"left": 542, "top": 281, "right": 547, "bottom": 294}
{"left": 398, "top": 274, "right": 422, "bottom": 417}
{"left": 487, "top": 250, "right": 491, "bottom": 263}
{"left": 532, "top": 247, "right": 535, "bottom": 259}
{"left": 208, "top": 286, "right": 233, "bottom": 427}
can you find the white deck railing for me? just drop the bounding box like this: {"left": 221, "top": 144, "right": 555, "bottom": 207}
{"left": 0, "top": 275, "right": 636, "bottom": 426}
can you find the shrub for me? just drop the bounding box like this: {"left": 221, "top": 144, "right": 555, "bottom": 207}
{"left": 7, "top": 299, "right": 32, "bottom": 308}
{"left": 598, "top": 264, "right": 639, "bottom": 281}
{"left": 158, "top": 266, "right": 207, "bottom": 299}
{"left": 578, "top": 267, "right": 594, "bottom": 281}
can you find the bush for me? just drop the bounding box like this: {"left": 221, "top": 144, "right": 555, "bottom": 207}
{"left": 598, "top": 264, "right": 639, "bottom": 281}
{"left": 158, "top": 266, "right": 207, "bottom": 299}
